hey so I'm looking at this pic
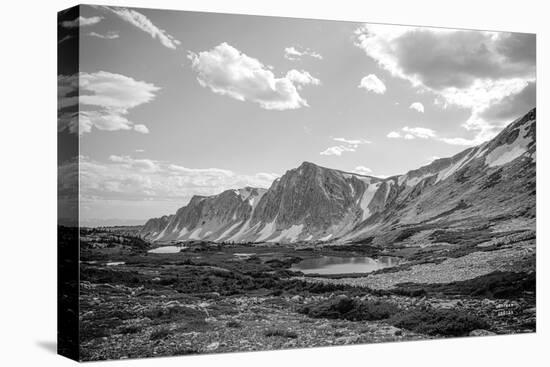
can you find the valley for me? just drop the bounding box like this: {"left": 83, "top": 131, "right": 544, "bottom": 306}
{"left": 75, "top": 221, "right": 535, "bottom": 361}
{"left": 74, "top": 109, "right": 536, "bottom": 361}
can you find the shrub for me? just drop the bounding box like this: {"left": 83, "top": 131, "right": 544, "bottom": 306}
{"left": 226, "top": 320, "right": 242, "bottom": 328}
{"left": 393, "top": 271, "right": 535, "bottom": 299}
{"left": 264, "top": 328, "right": 298, "bottom": 339}
{"left": 119, "top": 325, "right": 141, "bottom": 334}
{"left": 150, "top": 327, "right": 172, "bottom": 340}
{"left": 299, "top": 296, "right": 400, "bottom": 321}
{"left": 173, "top": 347, "right": 200, "bottom": 355}
{"left": 390, "top": 308, "right": 490, "bottom": 336}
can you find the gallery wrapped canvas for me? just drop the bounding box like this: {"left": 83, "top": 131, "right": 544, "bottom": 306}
{"left": 58, "top": 4, "right": 536, "bottom": 362}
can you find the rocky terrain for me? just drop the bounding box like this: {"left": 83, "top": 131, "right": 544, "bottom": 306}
{"left": 76, "top": 223, "right": 535, "bottom": 361}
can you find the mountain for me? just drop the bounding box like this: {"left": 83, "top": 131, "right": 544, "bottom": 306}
{"left": 141, "top": 108, "right": 536, "bottom": 244}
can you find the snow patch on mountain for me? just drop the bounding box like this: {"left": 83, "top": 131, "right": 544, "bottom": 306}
{"left": 154, "top": 227, "right": 168, "bottom": 241}
{"left": 256, "top": 220, "right": 277, "bottom": 242}
{"left": 486, "top": 119, "right": 534, "bottom": 167}
{"left": 436, "top": 152, "right": 472, "bottom": 183}
{"left": 188, "top": 227, "right": 202, "bottom": 240}
{"left": 216, "top": 221, "right": 242, "bottom": 241}
{"left": 319, "top": 234, "right": 333, "bottom": 241}
{"left": 177, "top": 227, "right": 189, "bottom": 238}
{"left": 272, "top": 224, "right": 304, "bottom": 243}
{"left": 359, "top": 183, "right": 380, "bottom": 220}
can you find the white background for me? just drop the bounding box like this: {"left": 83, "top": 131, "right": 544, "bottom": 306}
{"left": 0, "top": 0, "right": 548, "bottom": 365}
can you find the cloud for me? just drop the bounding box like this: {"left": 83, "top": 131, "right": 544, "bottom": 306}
{"left": 358, "top": 74, "right": 386, "bottom": 94}
{"left": 409, "top": 102, "right": 424, "bottom": 113}
{"left": 388, "top": 126, "right": 477, "bottom": 146}
{"left": 333, "top": 137, "right": 371, "bottom": 145}
{"left": 188, "top": 42, "right": 320, "bottom": 110}
{"left": 387, "top": 126, "right": 436, "bottom": 140}
{"left": 479, "top": 81, "right": 536, "bottom": 123}
{"left": 58, "top": 35, "right": 74, "bottom": 45}
{"left": 58, "top": 71, "right": 159, "bottom": 135}
{"left": 284, "top": 46, "right": 323, "bottom": 61}
{"left": 109, "top": 155, "right": 159, "bottom": 172}
{"left": 320, "top": 137, "right": 370, "bottom": 156}
{"left": 355, "top": 25, "right": 535, "bottom": 143}
{"left": 285, "top": 70, "right": 321, "bottom": 89}
{"left": 438, "top": 137, "right": 478, "bottom": 146}
{"left": 133, "top": 124, "right": 150, "bottom": 134}
{"left": 403, "top": 127, "right": 436, "bottom": 139}
{"left": 65, "top": 155, "right": 280, "bottom": 206}
{"left": 99, "top": 6, "right": 180, "bottom": 49}
{"left": 352, "top": 166, "right": 373, "bottom": 175}
{"left": 320, "top": 146, "right": 355, "bottom": 156}
{"left": 61, "top": 16, "right": 103, "bottom": 28}
{"left": 88, "top": 31, "right": 120, "bottom": 39}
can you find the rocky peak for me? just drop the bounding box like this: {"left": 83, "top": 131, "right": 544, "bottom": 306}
{"left": 141, "top": 108, "right": 535, "bottom": 244}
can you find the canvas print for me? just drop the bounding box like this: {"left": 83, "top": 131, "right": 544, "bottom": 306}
{"left": 58, "top": 4, "right": 536, "bottom": 362}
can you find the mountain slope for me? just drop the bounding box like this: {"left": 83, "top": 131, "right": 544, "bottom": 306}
{"left": 141, "top": 108, "right": 536, "bottom": 244}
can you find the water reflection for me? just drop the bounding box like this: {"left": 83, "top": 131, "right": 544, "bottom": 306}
{"left": 148, "top": 245, "right": 187, "bottom": 254}
{"left": 291, "top": 256, "right": 399, "bottom": 275}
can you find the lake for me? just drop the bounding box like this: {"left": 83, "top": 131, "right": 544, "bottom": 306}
{"left": 148, "top": 245, "right": 187, "bottom": 254}
{"left": 106, "top": 261, "right": 125, "bottom": 266}
{"left": 291, "top": 255, "right": 400, "bottom": 275}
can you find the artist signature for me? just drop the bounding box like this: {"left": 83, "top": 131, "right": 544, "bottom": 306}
{"left": 495, "top": 303, "right": 518, "bottom": 317}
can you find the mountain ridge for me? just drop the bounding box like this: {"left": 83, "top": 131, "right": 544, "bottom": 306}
{"left": 141, "top": 108, "right": 536, "bottom": 244}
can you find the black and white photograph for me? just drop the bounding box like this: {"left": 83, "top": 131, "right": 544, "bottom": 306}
{"left": 55, "top": 4, "right": 539, "bottom": 362}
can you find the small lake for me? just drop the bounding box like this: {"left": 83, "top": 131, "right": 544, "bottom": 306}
{"left": 233, "top": 253, "right": 255, "bottom": 259}
{"left": 291, "top": 255, "right": 400, "bottom": 275}
{"left": 148, "top": 245, "right": 187, "bottom": 254}
{"left": 106, "top": 261, "right": 125, "bottom": 266}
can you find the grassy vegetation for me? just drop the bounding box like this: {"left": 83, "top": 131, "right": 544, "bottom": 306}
{"left": 429, "top": 225, "right": 492, "bottom": 245}
{"left": 143, "top": 305, "right": 207, "bottom": 323}
{"left": 81, "top": 264, "right": 362, "bottom": 298}
{"left": 150, "top": 328, "right": 172, "bottom": 341}
{"left": 264, "top": 328, "right": 298, "bottom": 339}
{"left": 119, "top": 325, "right": 141, "bottom": 335}
{"left": 76, "top": 221, "right": 536, "bottom": 361}
{"left": 389, "top": 308, "right": 490, "bottom": 336}
{"left": 392, "top": 271, "right": 535, "bottom": 299}
{"left": 173, "top": 347, "right": 200, "bottom": 355}
{"left": 299, "top": 296, "right": 400, "bottom": 321}
{"left": 226, "top": 320, "right": 242, "bottom": 328}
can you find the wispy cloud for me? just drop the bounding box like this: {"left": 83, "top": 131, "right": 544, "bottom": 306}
{"left": 61, "top": 16, "right": 103, "bottom": 28}
{"left": 58, "top": 71, "right": 159, "bottom": 135}
{"left": 88, "top": 31, "right": 120, "bottom": 39}
{"left": 387, "top": 126, "right": 436, "bottom": 140}
{"left": 99, "top": 6, "right": 180, "bottom": 49}
{"left": 58, "top": 35, "right": 73, "bottom": 45}
{"left": 352, "top": 166, "right": 373, "bottom": 175}
{"left": 358, "top": 74, "right": 386, "bottom": 94}
{"left": 388, "top": 126, "right": 478, "bottom": 146}
{"left": 63, "top": 155, "right": 280, "bottom": 205}
{"left": 320, "top": 137, "right": 371, "bottom": 156}
{"left": 284, "top": 46, "right": 323, "bottom": 61}
{"left": 188, "top": 42, "right": 320, "bottom": 110}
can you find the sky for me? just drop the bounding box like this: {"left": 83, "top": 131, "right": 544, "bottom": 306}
{"left": 57, "top": 5, "right": 536, "bottom": 226}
